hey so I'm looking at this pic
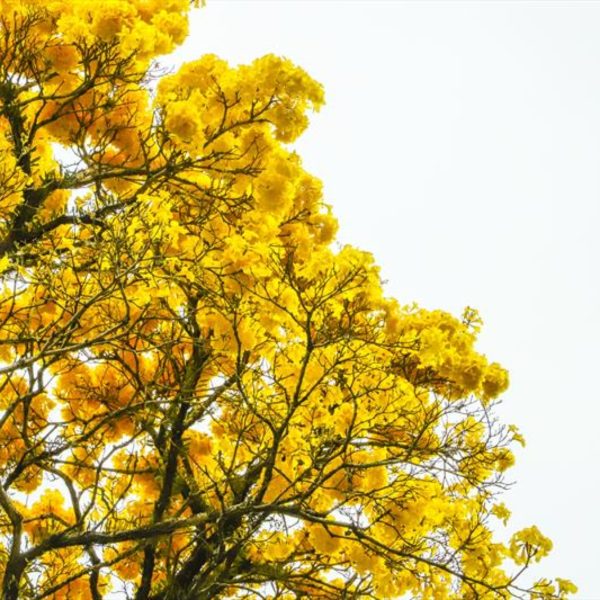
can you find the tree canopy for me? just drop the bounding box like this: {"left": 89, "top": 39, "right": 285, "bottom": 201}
{"left": 0, "top": 1, "right": 575, "bottom": 599}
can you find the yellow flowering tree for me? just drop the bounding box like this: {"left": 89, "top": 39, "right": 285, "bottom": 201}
{"left": 0, "top": 2, "right": 575, "bottom": 599}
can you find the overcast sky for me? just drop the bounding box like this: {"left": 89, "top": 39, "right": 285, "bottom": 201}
{"left": 169, "top": 2, "right": 600, "bottom": 596}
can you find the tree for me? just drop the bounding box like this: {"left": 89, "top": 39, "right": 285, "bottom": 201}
{"left": 0, "top": 1, "right": 575, "bottom": 599}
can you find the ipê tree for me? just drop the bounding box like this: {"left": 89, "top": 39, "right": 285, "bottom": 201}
{"left": 0, "top": 2, "right": 576, "bottom": 599}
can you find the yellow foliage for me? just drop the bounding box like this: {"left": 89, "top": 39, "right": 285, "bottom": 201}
{"left": 0, "top": 1, "right": 571, "bottom": 598}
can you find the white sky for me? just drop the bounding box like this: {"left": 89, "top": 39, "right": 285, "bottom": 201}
{"left": 169, "top": 1, "right": 600, "bottom": 596}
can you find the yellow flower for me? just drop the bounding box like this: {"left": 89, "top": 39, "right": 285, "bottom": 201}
{"left": 164, "top": 101, "right": 200, "bottom": 141}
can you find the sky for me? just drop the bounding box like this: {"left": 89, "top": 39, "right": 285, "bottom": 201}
{"left": 168, "top": 1, "right": 600, "bottom": 596}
